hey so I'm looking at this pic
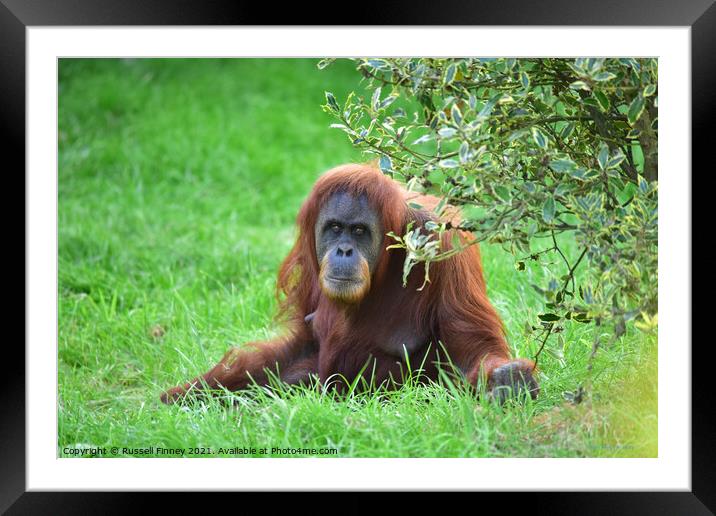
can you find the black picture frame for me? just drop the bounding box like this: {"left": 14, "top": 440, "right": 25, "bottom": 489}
{"left": 4, "top": 0, "right": 710, "bottom": 513}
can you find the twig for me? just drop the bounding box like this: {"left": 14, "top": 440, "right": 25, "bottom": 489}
{"left": 533, "top": 322, "right": 555, "bottom": 370}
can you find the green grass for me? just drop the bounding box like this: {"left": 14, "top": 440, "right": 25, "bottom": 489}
{"left": 58, "top": 58, "right": 657, "bottom": 458}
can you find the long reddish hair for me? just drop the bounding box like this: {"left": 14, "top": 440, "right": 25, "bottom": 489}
{"left": 161, "top": 163, "right": 537, "bottom": 405}
{"left": 277, "top": 164, "right": 405, "bottom": 321}
{"left": 276, "top": 163, "right": 507, "bottom": 354}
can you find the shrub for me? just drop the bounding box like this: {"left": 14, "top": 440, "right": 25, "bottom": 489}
{"left": 321, "top": 58, "right": 658, "bottom": 372}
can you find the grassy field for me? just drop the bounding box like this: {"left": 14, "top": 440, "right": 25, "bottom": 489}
{"left": 58, "top": 58, "right": 657, "bottom": 458}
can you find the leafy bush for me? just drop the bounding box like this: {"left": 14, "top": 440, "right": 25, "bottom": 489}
{"left": 320, "top": 57, "right": 658, "bottom": 373}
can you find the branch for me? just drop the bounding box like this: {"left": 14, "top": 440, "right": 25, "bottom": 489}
{"left": 533, "top": 322, "right": 554, "bottom": 370}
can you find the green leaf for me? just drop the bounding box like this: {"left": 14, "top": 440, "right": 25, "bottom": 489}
{"left": 494, "top": 185, "right": 511, "bottom": 202}
{"left": 573, "top": 313, "right": 592, "bottom": 324}
{"left": 379, "top": 95, "right": 398, "bottom": 110}
{"left": 520, "top": 71, "right": 530, "bottom": 89}
{"left": 598, "top": 144, "right": 609, "bottom": 170}
{"left": 627, "top": 95, "right": 645, "bottom": 125}
{"left": 593, "top": 71, "right": 616, "bottom": 82}
{"left": 606, "top": 150, "right": 626, "bottom": 169}
{"left": 567, "top": 168, "right": 593, "bottom": 181}
{"left": 379, "top": 155, "right": 393, "bottom": 173}
{"left": 643, "top": 84, "right": 656, "bottom": 97}
{"left": 554, "top": 183, "right": 572, "bottom": 198}
{"left": 439, "top": 159, "right": 459, "bottom": 168}
{"left": 366, "top": 59, "right": 389, "bottom": 70}
{"left": 478, "top": 94, "right": 501, "bottom": 118}
{"left": 542, "top": 197, "right": 556, "bottom": 223}
{"left": 508, "top": 129, "right": 529, "bottom": 142}
{"left": 499, "top": 94, "right": 515, "bottom": 104}
{"left": 444, "top": 63, "right": 457, "bottom": 85}
{"left": 325, "top": 91, "right": 339, "bottom": 111}
{"left": 459, "top": 141, "right": 470, "bottom": 163}
{"left": 594, "top": 90, "right": 610, "bottom": 111}
{"left": 316, "top": 58, "right": 335, "bottom": 70}
{"left": 570, "top": 80, "right": 591, "bottom": 91}
{"left": 560, "top": 122, "right": 576, "bottom": 139}
{"left": 538, "top": 313, "right": 561, "bottom": 322}
{"left": 638, "top": 175, "right": 649, "bottom": 193}
{"left": 433, "top": 196, "right": 449, "bottom": 216}
{"left": 549, "top": 159, "right": 577, "bottom": 173}
{"left": 531, "top": 126, "right": 549, "bottom": 149}
{"left": 581, "top": 168, "right": 601, "bottom": 181}
{"left": 371, "top": 87, "right": 382, "bottom": 111}
{"left": 451, "top": 104, "right": 463, "bottom": 124}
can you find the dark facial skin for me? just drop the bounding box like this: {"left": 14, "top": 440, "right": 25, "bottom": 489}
{"left": 315, "top": 191, "right": 383, "bottom": 304}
